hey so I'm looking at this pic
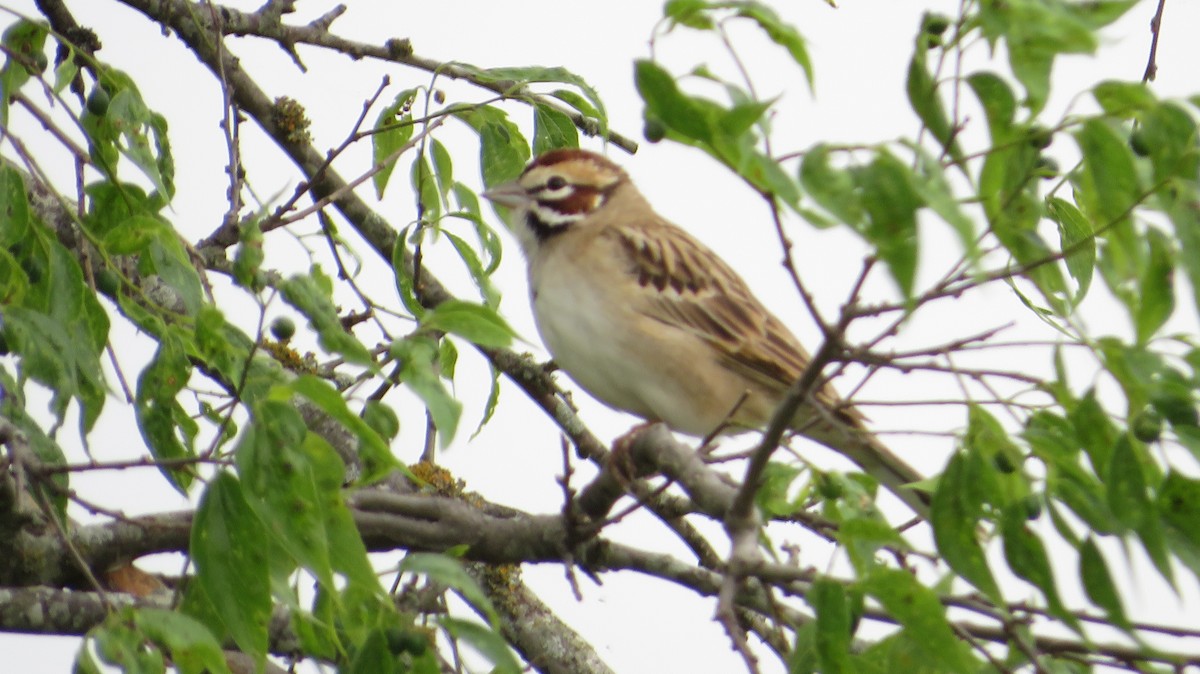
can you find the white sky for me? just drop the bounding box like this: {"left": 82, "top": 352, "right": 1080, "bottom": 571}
{"left": 3, "top": 1, "right": 1200, "bottom": 672}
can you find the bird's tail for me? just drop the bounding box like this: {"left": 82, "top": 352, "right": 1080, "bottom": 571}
{"left": 805, "top": 420, "right": 931, "bottom": 520}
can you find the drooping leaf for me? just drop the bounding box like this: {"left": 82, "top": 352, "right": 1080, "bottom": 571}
{"left": 438, "top": 618, "right": 521, "bottom": 674}
{"left": 390, "top": 335, "right": 462, "bottom": 447}
{"left": 135, "top": 330, "right": 196, "bottom": 493}
{"left": 372, "top": 88, "right": 418, "bottom": 198}
{"left": 456, "top": 106, "right": 531, "bottom": 188}
{"left": 285, "top": 375, "right": 398, "bottom": 481}
{"left": 1079, "top": 537, "right": 1129, "bottom": 630}
{"left": 862, "top": 568, "right": 976, "bottom": 672}
{"left": 281, "top": 268, "right": 376, "bottom": 367}
{"left": 932, "top": 452, "right": 1003, "bottom": 604}
{"left": 856, "top": 151, "right": 923, "bottom": 299}
{"left": 1045, "top": 197, "right": 1095, "bottom": 304}
{"left": 133, "top": 609, "right": 232, "bottom": 674}
{"left": 1134, "top": 227, "right": 1175, "bottom": 344}
{"left": 0, "top": 20, "right": 48, "bottom": 124}
{"left": 808, "top": 579, "right": 853, "bottom": 674}
{"left": 191, "top": 472, "right": 270, "bottom": 664}
{"left": 533, "top": 103, "right": 579, "bottom": 154}
{"left": 422, "top": 299, "right": 518, "bottom": 349}
{"left": 1001, "top": 508, "right": 1080, "bottom": 633}
{"left": 907, "top": 15, "right": 962, "bottom": 164}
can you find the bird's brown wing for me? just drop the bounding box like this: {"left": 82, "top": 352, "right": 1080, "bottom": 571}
{"left": 605, "top": 219, "right": 855, "bottom": 420}
{"left": 605, "top": 219, "right": 926, "bottom": 517}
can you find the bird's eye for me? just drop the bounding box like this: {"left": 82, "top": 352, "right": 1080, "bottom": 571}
{"left": 546, "top": 176, "right": 568, "bottom": 191}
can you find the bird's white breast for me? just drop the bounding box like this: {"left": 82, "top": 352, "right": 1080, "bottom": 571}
{"left": 529, "top": 239, "right": 660, "bottom": 422}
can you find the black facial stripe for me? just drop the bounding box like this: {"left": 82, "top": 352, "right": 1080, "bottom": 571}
{"left": 526, "top": 211, "right": 570, "bottom": 241}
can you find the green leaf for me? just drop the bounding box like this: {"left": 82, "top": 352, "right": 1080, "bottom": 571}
{"left": 533, "top": 103, "right": 579, "bottom": 154}
{"left": 0, "top": 20, "right": 48, "bottom": 124}
{"left": 0, "top": 164, "right": 31, "bottom": 248}
{"left": 857, "top": 151, "right": 922, "bottom": 299}
{"left": 438, "top": 617, "right": 521, "bottom": 674}
{"left": 456, "top": 106, "right": 530, "bottom": 188}
{"left": 837, "top": 516, "right": 906, "bottom": 575}
{"left": 478, "top": 64, "right": 607, "bottom": 138}
{"left": 1078, "top": 537, "right": 1129, "bottom": 629}
{"left": 975, "top": 87, "right": 1064, "bottom": 311}
{"left": 549, "top": 88, "right": 602, "bottom": 120}
{"left": 236, "top": 402, "right": 380, "bottom": 592}
{"left": 411, "top": 154, "right": 441, "bottom": 221}
{"left": 788, "top": 621, "right": 818, "bottom": 674}
{"left": 977, "top": 0, "right": 1134, "bottom": 113}
{"left": 430, "top": 138, "right": 454, "bottom": 203}
{"left": 372, "top": 88, "right": 417, "bottom": 198}
{"left": 1074, "top": 119, "right": 1142, "bottom": 286}
{"left": 635, "top": 59, "right": 713, "bottom": 144}
{"left": 730, "top": 1, "right": 813, "bottom": 87}
{"left": 471, "top": 365, "right": 503, "bottom": 439}
{"left": 4, "top": 305, "right": 107, "bottom": 430}
{"left": 135, "top": 331, "right": 196, "bottom": 493}
{"left": 286, "top": 374, "right": 397, "bottom": 481}
{"left": 391, "top": 226, "right": 426, "bottom": 318}
{"left": 808, "top": 579, "right": 853, "bottom": 674}
{"left": 931, "top": 452, "right": 1002, "bottom": 603}
{"left": 906, "top": 21, "right": 961, "bottom": 163}
{"left": 1001, "top": 508, "right": 1079, "bottom": 633}
{"left": 908, "top": 147, "right": 977, "bottom": 263}
{"left": 1049, "top": 462, "right": 1116, "bottom": 535}
{"left": 1135, "top": 227, "right": 1175, "bottom": 344}
{"left": 362, "top": 400, "right": 400, "bottom": 440}
{"left": 755, "top": 462, "right": 802, "bottom": 517}
{"left": 799, "top": 145, "right": 864, "bottom": 228}
{"left": 1093, "top": 80, "right": 1156, "bottom": 116}
{"left": 1158, "top": 471, "right": 1200, "bottom": 580}
{"left": 391, "top": 335, "right": 462, "bottom": 446}
{"left": 1139, "top": 101, "right": 1199, "bottom": 183}
{"left": 232, "top": 216, "right": 264, "bottom": 290}
{"left": 968, "top": 72, "right": 1017, "bottom": 142}
{"left": 0, "top": 247, "right": 27, "bottom": 306}
{"left": 862, "top": 568, "right": 975, "bottom": 672}
{"left": 133, "top": 609, "right": 232, "bottom": 674}
{"left": 401, "top": 553, "right": 498, "bottom": 624}
{"left": 444, "top": 230, "right": 501, "bottom": 307}
{"left": 281, "top": 268, "right": 376, "bottom": 366}
{"left": 140, "top": 229, "right": 203, "bottom": 316}
{"left": 422, "top": 299, "right": 517, "bottom": 348}
{"left": 191, "top": 472, "right": 270, "bottom": 664}
{"left": 97, "top": 82, "right": 175, "bottom": 199}
{"left": 1045, "top": 197, "right": 1095, "bottom": 304}
{"left": 348, "top": 630, "right": 402, "bottom": 674}
{"left": 665, "top": 0, "right": 716, "bottom": 29}
{"left": 1106, "top": 435, "right": 1149, "bottom": 530}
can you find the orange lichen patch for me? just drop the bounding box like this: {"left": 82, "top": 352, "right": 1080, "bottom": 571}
{"left": 260, "top": 339, "right": 319, "bottom": 374}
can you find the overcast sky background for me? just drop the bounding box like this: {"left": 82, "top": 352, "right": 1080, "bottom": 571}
{"left": 3, "top": 0, "right": 1200, "bottom": 672}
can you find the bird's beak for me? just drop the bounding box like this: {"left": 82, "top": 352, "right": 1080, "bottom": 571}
{"left": 481, "top": 181, "right": 529, "bottom": 209}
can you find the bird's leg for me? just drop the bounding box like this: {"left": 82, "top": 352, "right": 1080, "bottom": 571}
{"left": 608, "top": 420, "right": 660, "bottom": 484}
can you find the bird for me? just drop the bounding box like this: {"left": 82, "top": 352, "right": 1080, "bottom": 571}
{"left": 482, "top": 148, "right": 930, "bottom": 518}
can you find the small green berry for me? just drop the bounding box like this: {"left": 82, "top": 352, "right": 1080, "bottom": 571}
{"left": 270, "top": 316, "right": 296, "bottom": 341}
{"left": 86, "top": 86, "right": 110, "bottom": 116}
{"left": 94, "top": 269, "right": 120, "bottom": 297}
{"left": 1129, "top": 129, "right": 1151, "bottom": 157}
{"left": 924, "top": 13, "right": 951, "bottom": 36}
{"left": 1131, "top": 407, "right": 1163, "bottom": 443}
{"left": 643, "top": 117, "right": 666, "bottom": 143}
{"left": 1034, "top": 156, "right": 1059, "bottom": 179}
{"left": 1028, "top": 126, "right": 1053, "bottom": 149}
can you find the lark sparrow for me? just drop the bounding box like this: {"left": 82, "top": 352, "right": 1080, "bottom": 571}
{"left": 483, "top": 148, "right": 929, "bottom": 517}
